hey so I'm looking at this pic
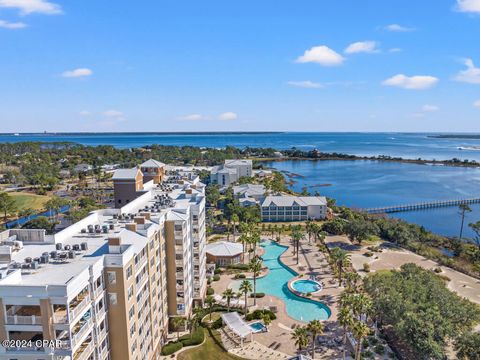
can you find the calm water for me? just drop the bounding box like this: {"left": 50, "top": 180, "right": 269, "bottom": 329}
{"left": 232, "top": 240, "right": 331, "bottom": 322}
{"left": 262, "top": 160, "right": 480, "bottom": 239}
{"left": 2, "top": 132, "right": 480, "bottom": 161}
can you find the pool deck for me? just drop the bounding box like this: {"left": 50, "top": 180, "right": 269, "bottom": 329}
{"left": 211, "top": 236, "right": 344, "bottom": 358}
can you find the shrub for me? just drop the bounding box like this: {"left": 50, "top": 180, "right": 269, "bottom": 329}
{"left": 364, "top": 251, "right": 374, "bottom": 257}
{"left": 211, "top": 317, "right": 223, "bottom": 330}
{"left": 245, "top": 309, "right": 276, "bottom": 321}
{"left": 249, "top": 292, "right": 265, "bottom": 298}
{"left": 234, "top": 273, "right": 246, "bottom": 279}
{"left": 363, "top": 263, "right": 371, "bottom": 272}
{"left": 433, "top": 267, "right": 442, "bottom": 273}
{"left": 214, "top": 268, "right": 222, "bottom": 275}
{"left": 374, "top": 344, "right": 385, "bottom": 355}
{"left": 179, "top": 328, "right": 205, "bottom": 347}
{"left": 161, "top": 341, "right": 183, "bottom": 356}
{"left": 207, "top": 277, "right": 212, "bottom": 285}
{"left": 206, "top": 287, "right": 214, "bottom": 295}
{"left": 363, "top": 350, "right": 374, "bottom": 358}
{"left": 213, "top": 274, "right": 220, "bottom": 281}
{"left": 227, "top": 263, "right": 249, "bottom": 271}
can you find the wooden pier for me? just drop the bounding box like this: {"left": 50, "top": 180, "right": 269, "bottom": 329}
{"left": 364, "top": 198, "right": 480, "bottom": 214}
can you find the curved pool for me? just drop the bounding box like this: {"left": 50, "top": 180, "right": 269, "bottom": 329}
{"left": 291, "top": 279, "right": 322, "bottom": 294}
{"left": 231, "top": 240, "right": 331, "bottom": 322}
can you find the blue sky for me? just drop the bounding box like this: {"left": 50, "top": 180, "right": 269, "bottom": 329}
{"left": 0, "top": 0, "right": 479, "bottom": 132}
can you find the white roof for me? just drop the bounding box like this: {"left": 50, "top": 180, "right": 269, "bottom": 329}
{"left": 206, "top": 241, "right": 243, "bottom": 257}
{"left": 225, "top": 159, "right": 252, "bottom": 167}
{"left": 261, "top": 196, "right": 327, "bottom": 207}
{"left": 233, "top": 184, "right": 265, "bottom": 198}
{"left": 141, "top": 159, "right": 165, "bottom": 168}
{"left": 112, "top": 168, "right": 140, "bottom": 180}
{"left": 221, "top": 312, "right": 252, "bottom": 338}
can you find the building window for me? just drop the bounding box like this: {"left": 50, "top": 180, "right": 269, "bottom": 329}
{"left": 108, "top": 293, "right": 118, "bottom": 306}
{"left": 107, "top": 271, "right": 117, "bottom": 285}
{"left": 126, "top": 265, "right": 133, "bottom": 279}
{"left": 128, "top": 285, "right": 134, "bottom": 300}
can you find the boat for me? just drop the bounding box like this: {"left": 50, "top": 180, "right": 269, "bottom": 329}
{"left": 458, "top": 146, "right": 480, "bottom": 151}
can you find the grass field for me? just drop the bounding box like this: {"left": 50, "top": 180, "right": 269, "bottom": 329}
{"left": 178, "top": 329, "right": 246, "bottom": 360}
{"left": 9, "top": 192, "right": 51, "bottom": 212}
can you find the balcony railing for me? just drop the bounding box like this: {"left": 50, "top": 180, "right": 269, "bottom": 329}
{"left": 69, "top": 294, "right": 91, "bottom": 321}
{"left": 74, "top": 341, "right": 95, "bottom": 360}
{"left": 6, "top": 315, "right": 42, "bottom": 325}
{"left": 53, "top": 313, "right": 68, "bottom": 324}
{"left": 93, "top": 284, "right": 104, "bottom": 299}
{"left": 71, "top": 319, "right": 93, "bottom": 348}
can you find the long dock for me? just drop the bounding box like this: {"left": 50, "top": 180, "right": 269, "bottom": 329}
{"left": 364, "top": 198, "right": 480, "bottom": 214}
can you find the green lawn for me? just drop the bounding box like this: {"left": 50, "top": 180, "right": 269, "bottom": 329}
{"left": 177, "top": 328, "right": 247, "bottom": 360}
{"left": 9, "top": 192, "right": 51, "bottom": 212}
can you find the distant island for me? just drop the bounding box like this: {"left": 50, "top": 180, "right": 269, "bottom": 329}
{"left": 429, "top": 134, "right": 480, "bottom": 139}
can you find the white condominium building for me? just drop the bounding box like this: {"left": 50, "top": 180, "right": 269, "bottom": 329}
{"left": 210, "top": 159, "right": 253, "bottom": 186}
{"left": 261, "top": 195, "right": 328, "bottom": 222}
{"left": 0, "top": 161, "right": 207, "bottom": 360}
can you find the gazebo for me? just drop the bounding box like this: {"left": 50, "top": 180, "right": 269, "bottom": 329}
{"left": 221, "top": 312, "right": 253, "bottom": 346}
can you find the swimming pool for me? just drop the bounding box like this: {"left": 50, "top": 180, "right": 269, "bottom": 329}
{"left": 291, "top": 279, "right": 322, "bottom": 294}
{"left": 231, "top": 240, "right": 331, "bottom": 322}
{"left": 249, "top": 321, "right": 266, "bottom": 333}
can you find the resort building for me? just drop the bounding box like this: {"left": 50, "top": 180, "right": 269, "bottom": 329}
{"left": 0, "top": 160, "right": 207, "bottom": 360}
{"left": 206, "top": 241, "right": 244, "bottom": 266}
{"left": 232, "top": 184, "right": 266, "bottom": 207}
{"left": 261, "top": 195, "right": 328, "bottom": 222}
{"left": 210, "top": 159, "right": 253, "bottom": 186}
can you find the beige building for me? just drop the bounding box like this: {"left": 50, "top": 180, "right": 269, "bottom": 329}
{"left": 0, "top": 161, "right": 207, "bottom": 360}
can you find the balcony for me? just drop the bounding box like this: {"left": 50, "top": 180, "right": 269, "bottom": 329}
{"left": 74, "top": 339, "right": 95, "bottom": 360}
{"left": 69, "top": 294, "right": 91, "bottom": 321}
{"left": 93, "top": 284, "right": 104, "bottom": 299}
{"left": 134, "top": 256, "right": 147, "bottom": 273}
{"left": 71, "top": 318, "right": 93, "bottom": 348}
{"left": 175, "top": 259, "right": 184, "bottom": 267}
{"left": 5, "top": 306, "right": 42, "bottom": 325}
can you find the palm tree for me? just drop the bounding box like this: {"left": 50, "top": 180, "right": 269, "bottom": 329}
{"left": 291, "top": 327, "right": 309, "bottom": 353}
{"left": 306, "top": 320, "right": 324, "bottom": 359}
{"left": 331, "top": 248, "right": 351, "bottom": 286}
{"left": 239, "top": 222, "right": 249, "bottom": 256}
{"left": 222, "top": 288, "right": 235, "bottom": 312}
{"left": 249, "top": 257, "right": 263, "bottom": 306}
{"left": 172, "top": 316, "right": 185, "bottom": 341}
{"left": 344, "top": 271, "right": 361, "bottom": 292}
{"left": 306, "top": 220, "right": 313, "bottom": 244}
{"left": 352, "top": 321, "right": 370, "bottom": 360}
{"left": 458, "top": 203, "right": 472, "bottom": 240}
{"left": 231, "top": 213, "right": 239, "bottom": 242}
{"left": 291, "top": 226, "right": 305, "bottom": 264}
{"left": 262, "top": 312, "right": 272, "bottom": 328}
{"left": 0, "top": 192, "right": 17, "bottom": 221}
{"left": 239, "top": 280, "right": 253, "bottom": 318}
{"left": 205, "top": 295, "right": 216, "bottom": 322}
{"left": 338, "top": 305, "right": 354, "bottom": 360}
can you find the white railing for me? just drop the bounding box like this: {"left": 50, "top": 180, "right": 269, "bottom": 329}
{"left": 6, "top": 315, "right": 42, "bottom": 325}
{"left": 93, "top": 285, "right": 104, "bottom": 299}
{"left": 74, "top": 341, "right": 95, "bottom": 360}
{"left": 71, "top": 319, "right": 93, "bottom": 348}
{"left": 53, "top": 313, "right": 68, "bottom": 324}
{"left": 134, "top": 256, "right": 147, "bottom": 272}
{"left": 69, "top": 295, "right": 91, "bottom": 321}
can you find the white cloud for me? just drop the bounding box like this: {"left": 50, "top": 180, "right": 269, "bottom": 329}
{"left": 79, "top": 110, "right": 91, "bottom": 117}
{"left": 454, "top": 58, "right": 480, "bottom": 84}
{"left": 103, "top": 110, "right": 124, "bottom": 118}
{"left": 422, "top": 104, "right": 439, "bottom": 112}
{"left": 178, "top": 114, "right": 208, "bottom": 121}
{"left": 389, "top": 48, "right": 403, "bottom": 53}
{"left": 384, "top": 24, "right": 415, "bottom": 32}
{"left": 218, "top": 112, "right": 238, "bottom": 121}
{"left": 287, "top": 80, "right": 324, "bottom": 89}
{"left": 474, "top": 100, "right": 480, "bottom": 108}
{"left": 382, "top": 74, "right": 439, "bottom": 90}
{"left": 344, "top": 41, "right": 379, "bottom": 54}
{"left": 62, "top": 68, "right": 93, "bottom": 78}
{"left": 0, "top": 0, "right": 62, "bottom": 15}
{"left": 296, "top": 45, "right": 345, "bottom": 66}
{"left": 0, "top": 19, "right": 27, "bottom": 28}
{"left": 456, "top": 0, "right": 480, "bottom": 13}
